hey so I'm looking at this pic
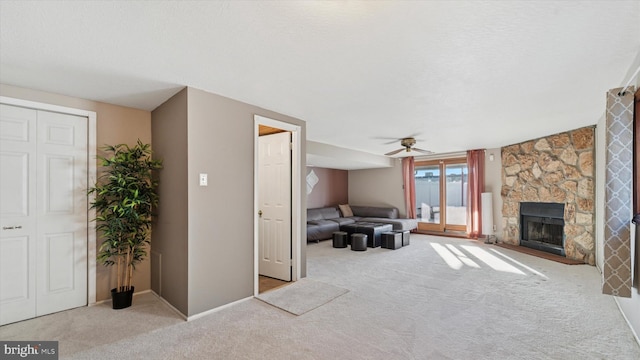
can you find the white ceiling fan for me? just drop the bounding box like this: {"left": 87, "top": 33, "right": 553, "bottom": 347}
{"left": 384, "top": 137, "right": 433, "bottom": 156}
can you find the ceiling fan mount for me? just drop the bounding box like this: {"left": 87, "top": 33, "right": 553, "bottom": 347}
{"left": 385, "top": 137, "right": 432, "bottom": 156}
{"left": 400, "top": 137, "right": 416, "bottom": 149}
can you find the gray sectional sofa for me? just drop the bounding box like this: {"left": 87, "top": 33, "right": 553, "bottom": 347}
{"left": 306, "top": 205, "right": 418, "bottom": 242}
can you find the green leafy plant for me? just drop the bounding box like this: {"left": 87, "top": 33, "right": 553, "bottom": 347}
{"left": 88, "top": 140, "right": 162, "bottom": 293}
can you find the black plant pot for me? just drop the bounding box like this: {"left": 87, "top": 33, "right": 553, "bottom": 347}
{"left": 111, "top": 286, "right": 134, "bottom": 310}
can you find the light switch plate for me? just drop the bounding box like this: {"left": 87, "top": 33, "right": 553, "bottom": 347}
{"left": 199, "top": 173, "right": 208, "bottom": 186}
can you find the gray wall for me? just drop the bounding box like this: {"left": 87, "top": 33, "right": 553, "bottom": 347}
{"left": 150, "top": 88, "right": 189, "bottom": 314}
{"left": 152, "top": 87, "right": 306, "bottom": 317}
{"left": 186, "top": 88, "right": 253, "bottom": 315}
{"left": 348, "top": 159, "right": 405, "bottom": 216}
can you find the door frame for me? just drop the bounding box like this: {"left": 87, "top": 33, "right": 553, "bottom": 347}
{"left": 0, "top": 96, "right": 97, "bottom": 305}
{"left": 253, "top": 115, "right": 301, "bottom": 295}
{"left": 415, "top": 157, "right": 468, "bottom": 233}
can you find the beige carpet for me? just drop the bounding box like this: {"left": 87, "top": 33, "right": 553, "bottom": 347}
{"left": 1, "top": 234, "right": 638, "bottom": 359}
{"left": 257, "top": 277, "right": 348, "bottom": 315}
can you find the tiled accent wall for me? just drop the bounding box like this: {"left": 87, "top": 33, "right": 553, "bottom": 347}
{"left": 602, "top": 87, "right": 634, "bottom": 297}
{"left": 501, "top": 126, "right": 595, "bottom": 264}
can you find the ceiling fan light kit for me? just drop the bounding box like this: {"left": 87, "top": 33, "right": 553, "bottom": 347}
{"left": 401, "top": 137, "right": 416, "bottom": 148}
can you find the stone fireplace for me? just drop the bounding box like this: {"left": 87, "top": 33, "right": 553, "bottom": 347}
{"left": 501, "top": 126, "right": 595, "bottom": 265}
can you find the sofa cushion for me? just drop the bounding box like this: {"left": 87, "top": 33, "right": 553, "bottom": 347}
{"left": 307, "top": 207, "right": 341, "bottom": 221}
{"left": 350, "top": 206, "right": 398, "bottom": 219}
{"left": 306, "top": 224, "right": 323, "bottom": 241}
{"left": 338, "top": 204, "right": 353, "bottom": 217}
{"left": 307, "top": 219, "right": 339, "bottom": 226}
{"left": 360, "top": 217, "right": 418, "bottom": 231}
{"left": 329, "top": 217, "right": 357, "bottom": 226}
{"left": 307, "top": 208, "right": 324, "bottom": 221}
{"left": 306, "top": 221, "right": 339, "bottom": 241}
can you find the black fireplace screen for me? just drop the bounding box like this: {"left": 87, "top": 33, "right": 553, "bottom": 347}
{"left": 521, "top": 215, "right": 564, "bottom": 246}
{"left": 519, "top": 202, "right": 565, "bottom": 255}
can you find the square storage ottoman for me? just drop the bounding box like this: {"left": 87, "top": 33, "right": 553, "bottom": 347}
{"left": 381, "top": 231, "right": 402, "bottom": 250}
{"left": 396, "top": 230, "right": 410, "bottom": 246}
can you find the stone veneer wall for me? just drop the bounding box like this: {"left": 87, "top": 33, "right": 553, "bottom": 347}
{"left": 501, "top": 126, "right": 595, "bottom": 265}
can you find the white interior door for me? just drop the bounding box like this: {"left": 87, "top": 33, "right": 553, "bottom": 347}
{"left": 258, "top": 132, "right": 292, "bottom": 281}
{"left": 0, "top": 104, "right": 87, "bottom": 325}
{"left": 0, "top": 104, "right": 37, "bottom": 325}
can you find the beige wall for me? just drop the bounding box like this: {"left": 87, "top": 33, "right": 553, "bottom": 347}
{"left": 151, "top": 87, "right": 306, "bottom": 317}
{"left": 348, "top": 159, "right": 405, "bottom": 216}
{"left": 0, "top": 84, "right": 153, "bottom": 302}
{"left": 150, "top": 88, "right": 189, "bottom": 314}
{"left": 306, "top": 167, "right": 348, "bottom": 209}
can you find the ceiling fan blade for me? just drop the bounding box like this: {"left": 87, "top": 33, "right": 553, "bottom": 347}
{"left": 385, "top": 148, "right": 405, "bottom": 156}
{"left": 372, "top": 137, "right": 403, "bottom": 145}
{"left": 382, "top": 139, "right": 401, "bottom": 145}
{"left": 412, "top": 148, "right": 433, "bottom": 154}
{"left": 397, "top": 133, "right": 426, "bottom": 142}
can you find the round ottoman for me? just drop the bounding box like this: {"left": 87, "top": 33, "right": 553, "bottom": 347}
{"left": 332, "top": 231, "right": 348, "bottom": 248}
{"left": 350, "top": 233, "right": 367, "bottom": 251}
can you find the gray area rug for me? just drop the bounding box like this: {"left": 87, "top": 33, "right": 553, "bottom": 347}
{"left": 257, "top": 277, "right": 348, "bottom": 315}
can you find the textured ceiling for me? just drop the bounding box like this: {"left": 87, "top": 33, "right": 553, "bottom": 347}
{"left": 1, "top": 1, "right": 639, "bottom": 158}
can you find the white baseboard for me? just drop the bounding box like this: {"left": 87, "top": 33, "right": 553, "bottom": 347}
{"left": 614, "top": 297, "right": 640, "bottom": 346}
{"left": 186, "top": 296, "right": 254, "bottom": 322}
{"left": 92, "top": 289, "right": 255, "bottom": 323}
{"left": 149, "top": 291, "right": 187, "bottom": 320}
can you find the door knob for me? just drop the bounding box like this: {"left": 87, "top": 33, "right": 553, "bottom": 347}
{"left": 258, "top": 210, "right": 263, "bottom": 217}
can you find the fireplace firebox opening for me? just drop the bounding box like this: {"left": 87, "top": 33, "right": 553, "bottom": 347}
{"left": 519, "top": 202, "right": 565, "bottom": 256}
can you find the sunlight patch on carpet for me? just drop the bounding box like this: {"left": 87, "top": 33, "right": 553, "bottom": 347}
{"left": 256, "top": 278, "right": 348, "bottom": 316}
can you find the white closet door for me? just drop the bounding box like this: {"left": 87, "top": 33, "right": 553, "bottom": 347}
{"left": 0, "top": 104, "right": 88, "bottom": 325}
{"left": 35, "top": 110, "right": 87, "bottom": 316}
{"left": 0, "top": 104, "right": 38, "bottom": 325}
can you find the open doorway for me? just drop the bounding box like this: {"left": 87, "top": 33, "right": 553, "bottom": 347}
{"left": 254, "top": 115, "right": 302, "bottom": 295}
{"left": 258, "top": 275, "right": 289, "bottom": 293}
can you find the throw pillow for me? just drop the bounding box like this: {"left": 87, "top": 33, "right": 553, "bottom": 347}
{"left": 339, "top": 204, "right": 353, "bottom": 217}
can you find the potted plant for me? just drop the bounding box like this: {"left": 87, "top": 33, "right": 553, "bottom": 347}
{"left": 88, "top": 140, "right": 162, "bottom": 309}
